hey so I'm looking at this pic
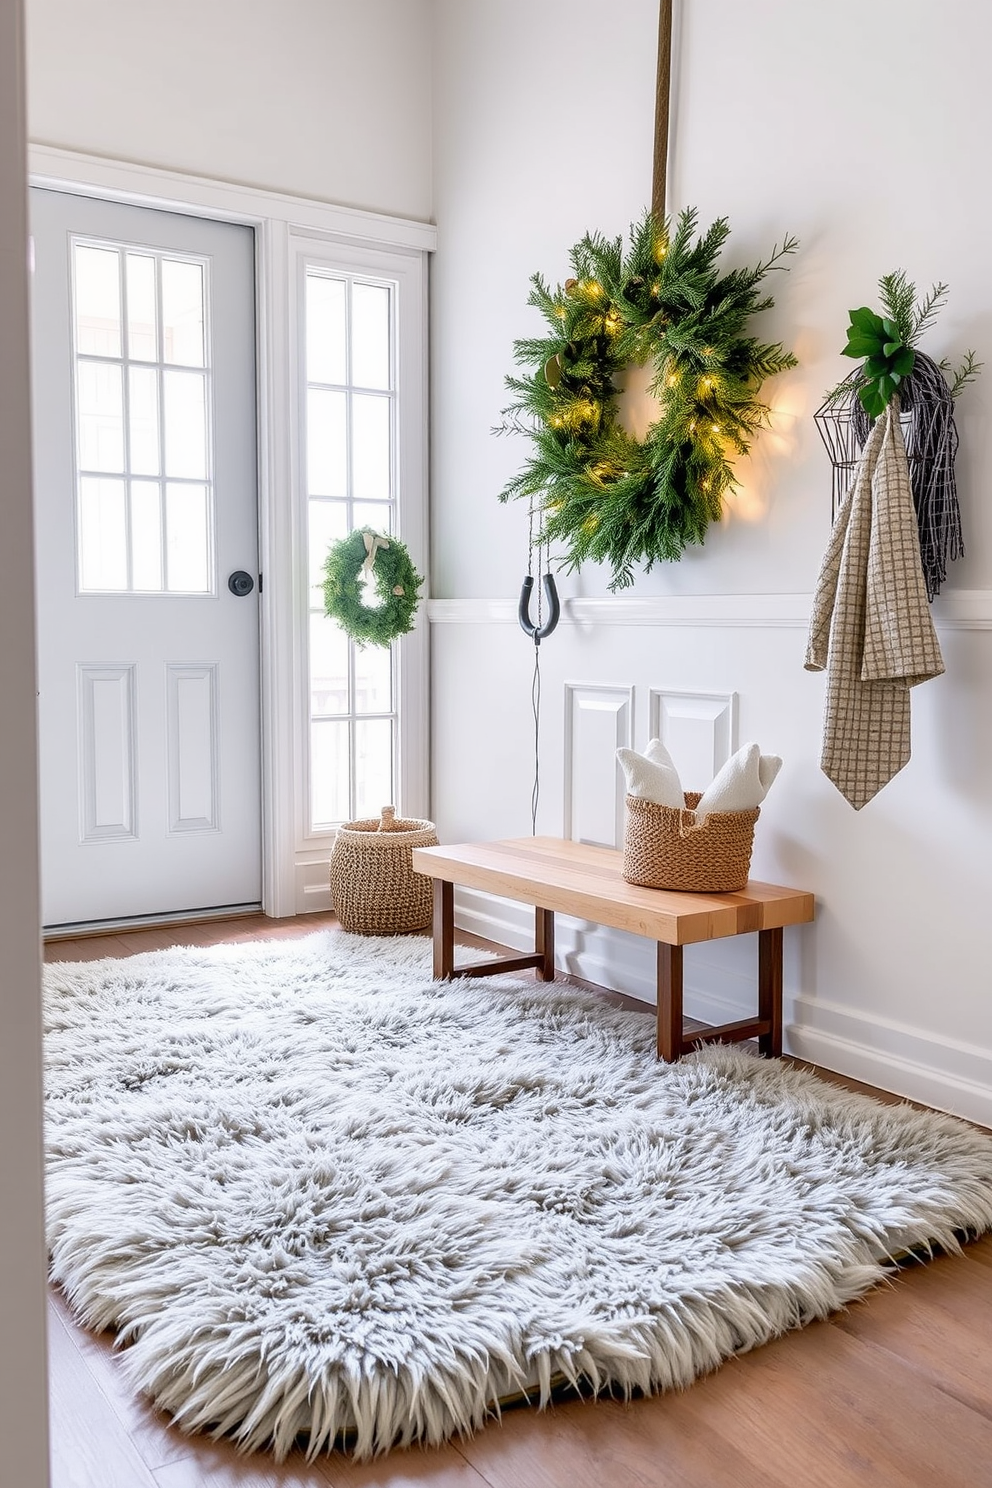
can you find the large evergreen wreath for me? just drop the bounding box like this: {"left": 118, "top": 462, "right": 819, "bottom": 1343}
{"left": 322, "top": 529, "right": 423, "bottom": 647}
{"left": 497, "top": 210, "right": 798, "bottom": 590}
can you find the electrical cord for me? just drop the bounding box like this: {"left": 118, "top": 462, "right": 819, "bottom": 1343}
{"left": 531, "top": 640, "right": 541, "bottom": 835}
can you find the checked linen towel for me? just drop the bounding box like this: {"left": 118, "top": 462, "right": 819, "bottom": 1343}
{"left": 805, "top": 399, "right": 944, "bottom": 809}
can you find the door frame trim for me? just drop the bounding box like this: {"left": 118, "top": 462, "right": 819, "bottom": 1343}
{"left": 29, "top": 144, "right": 436, "bottom": 917}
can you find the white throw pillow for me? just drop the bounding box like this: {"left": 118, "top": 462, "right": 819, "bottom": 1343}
{"left": 616, "top": 739, "right": 685, "bottom": 808}
{"left": 694, "top": 742, "right": 782, "bottom": 820}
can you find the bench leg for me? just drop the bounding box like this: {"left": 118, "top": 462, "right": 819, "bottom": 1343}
{"left": 656, "top": 943, "right": 684, "bottom": 1061}
{"left": 535, "top": 907, "right": 555, "bottom": 981}
{"left": 432, "top": 879, "right": 455, "bottom": 979}
{"left": 758, "top": 927, "right": 783, "bottom": 1057}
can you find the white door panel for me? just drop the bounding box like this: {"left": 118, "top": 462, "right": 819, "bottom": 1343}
{"left": 31, "top": 189, "right": 261, "bottom": 926}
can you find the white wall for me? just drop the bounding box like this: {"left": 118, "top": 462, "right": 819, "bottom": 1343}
{"left": 430, "top": 0, "right": 992, "bottom": 1124}
{"left": 26, "top": 0, "right": 433, "bottom": 220}
{"left": 0, "top": 0, "right": 50, "bottom": 1482}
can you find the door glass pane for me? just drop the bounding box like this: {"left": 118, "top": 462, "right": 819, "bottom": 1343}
{"left": 74, "top": 245, "right": 121, "bottom": 357}
{"left": 307, "top": 275, "right": 346, "bottom": 385}
{"left": 165, "top": 482, "right": 210, "bottom": 592}
{"left": 354, "top": 642, "right": 391, "bottom": 715}
{"left": 128, "top": 366, "right": 160, "bottom": 476}
{"left": 352, "top": 394, "right": 390, "bottom": 500}
{"left": 126, "top": 254, "right": 157, "bottom": 361}
{"left": 162, "top": 259, "right": 205, "bottom": 366}
{"left": 311, "top": 720, "right": 350, "bottom": 826}
{"left": 307, "top": 388, "right": 347, "bottom": 496}
{"left": 70, "top": 235, "right": 215, "bottom": 597}
{"left": 79, "top": 477, "right": 127, "bottom": 590}
{"left": 309, "top": 499, "right": 349, "bottom": 601}
{"left": 163, "top": 370, "right": 208, "bottom": 479}
{"left": 310, "top": 614, "right": 349, "bottom": 717}
{"left": 354, "top": 718, "right": 393, "bottom": 817}
{"left": 77, "top": 361, "right": 124, "bottom": 472}
{"left": 130, "top": 480, "right": 162, "bottom": 590}
{"left": 351, "top": 283, "right": 390, "bottom": 390}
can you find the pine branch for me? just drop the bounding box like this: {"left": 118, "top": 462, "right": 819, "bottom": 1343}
{"left": 911, "top": 281, "right": 949, "bottom": 343}
{"left": 877, "top": 270, "right": 917, "bottom": 345}
{"left": 949, "top": 349, "right": 983, "bottom": 398}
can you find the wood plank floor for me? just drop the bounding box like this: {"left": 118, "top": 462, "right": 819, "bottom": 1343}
{"left": 43, "top": 913, "right": 992, "bottom": 1488}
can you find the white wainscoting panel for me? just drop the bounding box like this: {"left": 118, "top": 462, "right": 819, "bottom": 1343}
{"left": 648, "top": 689, "right": 737, "bottom": 793}
{"left": 564, "top": 683, "right": 633, "bottom": 847}
{"left": 167, "top": 663, "right": 220, "bottom": 834}
{"left": 77, "top": 664, "right": 137, "bottom": 843}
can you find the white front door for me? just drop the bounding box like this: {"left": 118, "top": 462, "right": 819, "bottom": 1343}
{"left": 31, "top": 189, "right": 262, "bottom": 928}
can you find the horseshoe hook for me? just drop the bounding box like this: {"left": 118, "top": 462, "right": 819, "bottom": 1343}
{"left": 517, "top": 573, "right": 561, "bottom": 645}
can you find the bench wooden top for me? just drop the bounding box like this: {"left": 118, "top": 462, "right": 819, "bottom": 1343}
{"left": 412, "top": 837, "right": 814, "bottom": 947}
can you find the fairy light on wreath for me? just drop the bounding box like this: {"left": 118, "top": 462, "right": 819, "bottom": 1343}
{"left": 495, "top": 208, "right": 799, "bottom": 591}
{"left": 322, "top": 528, "right": 423, "bottom": 647}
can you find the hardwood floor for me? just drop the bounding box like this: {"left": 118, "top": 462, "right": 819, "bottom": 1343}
{"left": 43, "top": 914, "right": 992, "bottom": 1488}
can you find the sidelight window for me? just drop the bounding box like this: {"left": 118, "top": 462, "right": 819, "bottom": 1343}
{"left": 304, "top": 268, "right": 398, "bottom": 829}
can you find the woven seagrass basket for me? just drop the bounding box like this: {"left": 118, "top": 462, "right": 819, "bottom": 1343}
{"left": 329, "top": 805, "right": 438, "bottom": 934}
{"left": 622, "top": 792, "right": 759, "bottom": 893}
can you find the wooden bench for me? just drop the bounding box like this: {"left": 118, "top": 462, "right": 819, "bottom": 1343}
{"left": 411, "top": 837, "right": 814, "bottom": 1061}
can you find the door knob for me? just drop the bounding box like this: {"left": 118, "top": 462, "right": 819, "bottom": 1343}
{"left": 228, "top": 571, "right": 255, "bottom": 597}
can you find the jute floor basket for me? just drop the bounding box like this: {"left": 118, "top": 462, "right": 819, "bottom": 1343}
{"left": 330, "top": 806, "right": 438, "bottom": 934}
{"left": 623, "top": 792, "right": 759, "bottom": 893}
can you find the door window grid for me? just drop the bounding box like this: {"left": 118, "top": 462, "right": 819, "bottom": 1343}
{"left": 71, "top": 237, "right": 215, "bottom": 594}
{"left": 305, "top": 268, "right": 398, "bottom": 831}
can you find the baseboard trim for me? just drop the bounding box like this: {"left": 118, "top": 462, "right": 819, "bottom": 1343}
{"left": 787, "top": 1025, "right": 992, "bottom": 1130}
{"left": 454, "top": 887, "right": 992, "bottom": 1128}
{"left": 789, "top": 995, "right": 992, "bottom": 1128}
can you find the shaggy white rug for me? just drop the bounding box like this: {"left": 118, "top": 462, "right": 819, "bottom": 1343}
{"left": 45, "top": 932, "right": 992, "bottom": 1460}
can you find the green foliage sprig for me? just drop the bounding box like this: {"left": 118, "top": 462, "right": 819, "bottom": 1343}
{"left": 496, "top": 209, "right": 798, "bottom": 590}
{"left": 322, "top": 529, "right": 423, "bottom": 648}
{"left": 841, "top": 308, "right": 915, "bottom": 419}
{"left": 838, "top": 269, "right": 981, "bottom": 416}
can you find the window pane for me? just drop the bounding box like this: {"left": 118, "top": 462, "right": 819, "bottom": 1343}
{"left": 74, "top": 245, "right": 121, "bottom": 357}
{"left": 352, "top": 394, "right": 390, "bottom": 500}
{"left": 165, "top": 482, "right": 210, "bottom": 592}
{"left": 79, "top": 477, "right": 127, "bottom": 590}
{"left": 354, "top": 718, "right": 393, "bottom": 817}
{"left": 307, "top": 388, "right": 347, "bottom": 496}
{"left": 311, "top": 720, "right": 350, "bottom": 827}
{"left": 354, "top": 640, "right": 391, "bottom": 715}
{"left": 77, "top": 361, "right": 124, "bottom": 473}
{"left": 126, "top": 253, "right": 157, "bottom": 360}
{"left": 310, "top": 614, "right": 349, "bottom": 717}
{"left": 351, "top": 282, "right": 390, "bottom": 390}
{"left": 307, "top": 274, "right": 346, "bottom": 385}
{"left": 129, "top": 366, "right": 160, "bottom": 476}
{"left": 354, "top": 501, "right": 392, "bottom": 536}
{"left": 309, "top": 499, "right": 349, "bottom": 602}
{"left": 161, "top": 259, "right": 205, "bottom": 366}
{"left": 163, "top": 370, "right": 208, "bottom": 479}
{"left": 130, "top": 480, "right": 163, "bottom": 590}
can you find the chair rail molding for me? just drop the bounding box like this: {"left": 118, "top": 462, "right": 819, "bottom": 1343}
{"left": 426, "top": 589, "right": 992, "bottom": 629}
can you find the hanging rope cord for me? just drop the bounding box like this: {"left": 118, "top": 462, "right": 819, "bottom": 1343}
{"left": 529, "top": 504, "right": 543, "bottom": 834}
{"left": 520, "top": 0, "right": 674, "bottom": 835}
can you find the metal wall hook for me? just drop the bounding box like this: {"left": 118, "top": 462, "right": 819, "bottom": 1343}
{"left": 517, "top": 573, "right": 560, "bottom": 644}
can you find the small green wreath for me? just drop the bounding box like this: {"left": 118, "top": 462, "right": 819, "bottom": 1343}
{"left": 497, "top": 209, "right": 798, "bottom": 590}
{"left": 322, "top": 528, "right": 423, "bottom": 647}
